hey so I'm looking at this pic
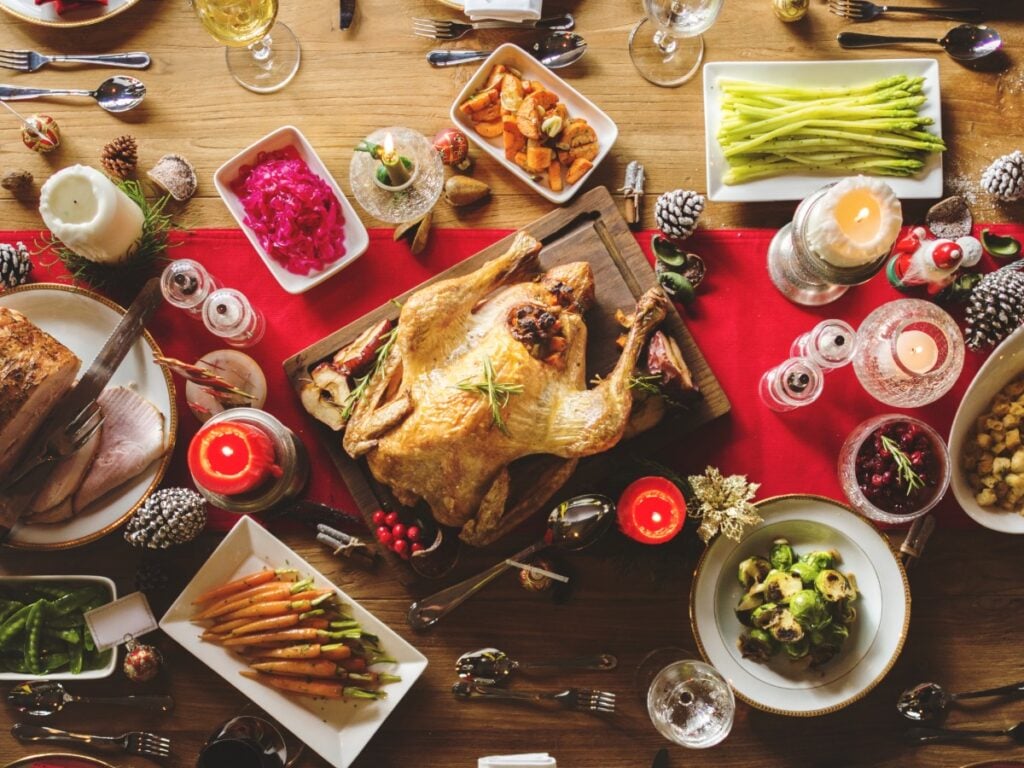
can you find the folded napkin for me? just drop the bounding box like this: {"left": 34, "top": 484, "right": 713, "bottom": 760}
{"left": 463, "top": 0, "right": 542, "bottom": 22}
{"left": 478, "top": 755, "right": 556, "bottom": 768}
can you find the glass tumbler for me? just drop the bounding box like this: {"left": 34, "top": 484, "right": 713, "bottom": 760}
{"left": 639, "top": 650, "right": 735, "bottom": 748}
{"left": 629, "top": 0, "right": 725, "bottom": 87}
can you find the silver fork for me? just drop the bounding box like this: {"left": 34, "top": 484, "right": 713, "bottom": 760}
{"left": 12, "top": 723, "right": 172, "bottom": 758}
{"left": 1, "top": 401, "right": 104, "bottom": 490}
{"left": 452, "top": 681, "right": 616, "bottom": 713}
{"left": 827, "top": 0, "right": 981, "bottom": 22}
{"left": 412, "top": 13, "right": 574, "bottom": 40}
{"left": 0, "top": 49, "right": 150, "bottom": 73}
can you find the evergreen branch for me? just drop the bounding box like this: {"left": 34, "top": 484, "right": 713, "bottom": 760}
{"left": 880, "top": 435, "right": 925, "bottom": 496}
{"left": 456, "top": 356, "right": 523, "bottom": 436}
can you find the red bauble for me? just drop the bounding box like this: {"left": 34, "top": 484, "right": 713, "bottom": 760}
{"left": 617, "top": 476, "right": 687, "bottom": 545}
{"left": 123, "top": 640, "right": 164, "bottom": 683}
{"left": 433, "top": 127, "right": 470, "bottom": 168}
{"left": 22, "top": 114, "right": 60, "bottom": 154}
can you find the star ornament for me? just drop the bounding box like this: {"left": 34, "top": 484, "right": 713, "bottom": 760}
{"left": 687, "top": 466, "right": 762, "bottom": 544}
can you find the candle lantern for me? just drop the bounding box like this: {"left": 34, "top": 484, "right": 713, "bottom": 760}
{"left": 852, "top": 298, "right": 965, "bottom": 408}
{"left": 350, "top": 126, "right": 444, "bottom": 224}
{"left": 617, "top": 476, "right": 687, "bottom": 545}
{"left": 767, "top": 177, "right": 903, "bottom": 306}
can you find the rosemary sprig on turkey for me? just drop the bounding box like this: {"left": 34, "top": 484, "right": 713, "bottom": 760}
{"left": 341, "top": 327, "right": 398, "bottom": 421}
{"left": 456, "top": 356, "right": 524, "bottom": 436}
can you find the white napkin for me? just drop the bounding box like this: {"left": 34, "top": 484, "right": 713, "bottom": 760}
{"left": 463, "top": 0, "right": 542, "bottom": 22}
{"left": 478, "top": 754, "right": 556, "bottom": 768}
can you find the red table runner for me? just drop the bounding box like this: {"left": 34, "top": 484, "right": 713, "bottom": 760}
{"left": 13, "top": 224, "right": 1021, "bottom": 532}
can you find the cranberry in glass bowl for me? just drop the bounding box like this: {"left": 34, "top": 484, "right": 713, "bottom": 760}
{"left": 838, "top": 414, "right": 951, "bottom": 525}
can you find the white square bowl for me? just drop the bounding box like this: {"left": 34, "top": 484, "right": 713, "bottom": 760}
{"left": 0, "top": 575, "right": 117, "bottom": 680}
{"left": 214, "top": 125, "right": 370, "bottom": 295}
{"left": 450, "top": 43, "right": 617, "bottom": 204}
{"left": 160, "top": 516, "right": 428, "bottom": 768}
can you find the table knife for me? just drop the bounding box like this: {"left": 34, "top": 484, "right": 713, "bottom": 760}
{"left": 651, "top": 748, "right": 669, "bottom": 768}
{"left": 340, "top": 0, "right": 355, "bottom": 30}
{"left": 0, "top": 277, "right": 163, "bottom": 541}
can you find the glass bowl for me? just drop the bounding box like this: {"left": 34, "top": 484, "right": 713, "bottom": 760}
{"left": 838, "top": 414, "right": 951, "bottom": 525}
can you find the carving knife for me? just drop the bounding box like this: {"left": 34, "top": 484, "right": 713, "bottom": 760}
{"left": 0, "top": 277, "right": 163, "bottom": 541}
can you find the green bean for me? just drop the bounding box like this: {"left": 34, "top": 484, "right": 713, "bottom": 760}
{"left": 24, "top": 602, "right": 43, "bottom": 675}
{"left": 41, "top": 652, "right": 70, "bottom": 674}
{"left": 44, "top": 627, "right": 81, "bottom": 645}
{"left": 83, "top": 626, "right": 95, "bottom": 653}
{"left": 0, "top": 601, "right": 23, "bottom": 625}
{"left": 51, "top": 587, "right": 103, "bottom": 616}
{"left": 0, "top": 604, "right": 32, "bottom": 647}
{"left": 69, "top": 642, "right": 84, "bottom": 675}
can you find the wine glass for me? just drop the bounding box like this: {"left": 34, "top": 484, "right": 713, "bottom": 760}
{"left": 192, "top": 0, "right": 301, "bottom": 94}
{"left": 629, "top": 0, "right": 724, "bottom": 87}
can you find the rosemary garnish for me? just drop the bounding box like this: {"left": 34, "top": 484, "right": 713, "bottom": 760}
{"left": 880, "top": 435, "right": 924, "bottom": 496}
{"left": 628, "top": 373, "right": 690, "bottom": 411}
{"left": 456, "top": 356, "right": 524, "bottom": 436}
{"left": 341, "top": 327, "right": 398, "bottom": 421}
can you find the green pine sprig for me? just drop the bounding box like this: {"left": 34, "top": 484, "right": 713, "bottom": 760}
{"left": 456, "top": 356, "right": 523, "bottom": 436}
{"left": 880, "top": 435, "right": 925, "bottom": 496}
{"left": 341, "top": 326, "right": 399, "bottom": 421}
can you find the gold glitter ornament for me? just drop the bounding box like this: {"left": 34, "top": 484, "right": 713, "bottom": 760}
{"left": 772, "top": 0, "right": 809, "bottom": 21}
{"left": 21, "top": 114, "right": 60, "bottom": 154}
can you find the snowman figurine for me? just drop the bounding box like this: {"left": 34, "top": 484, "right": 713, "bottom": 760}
{"left": 886, "top": 226, "right": 983, "bottom": 295}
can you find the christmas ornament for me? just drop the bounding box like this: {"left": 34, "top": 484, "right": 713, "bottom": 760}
{"left": 980, "top": 229, "right": 1022, "bottom": 260}
{"left": 688, "top": 466, "right": 762, "bottom": 544}
{"left": 21, "top": 114, "right": 61, "bottom": 154}
{"left": 618, "top": 160, "right": 645, "bottom": 225}
{"left": 926, "top": 196, "right": 973, "bottom": 241}
{"left": 147, "top": 153, "right": 198, "bottom": 201}
{"left": 981, "top": 150, "right": 1024, "bottom": 202}
{"left": 124, "top": 487, "right": 207, "bottom": 548}
{"left": 517, "top": 557, "right": 558, "bottom": 592}
{"left": 0, "top": 242, "right": 32, "bottom": 290}
{"left": 101, "top": 134, "right": 138, "bottom": 179}
{"left": 655, "top": 189, "right": 704, "bottom": 241}
{"left": 886, "top": 226, "right": 982, "bottom": 295}
{"left": 1, "top": 170, "right": 32, "bottom": 194}
{"left": 772, "top": 0, "right": 809, "bottom": 21}
{"left": 433, "top": 127, "right": 472, "bottom": 171}
{"left": 965, "top": 262, "right": 1024, "bottom": 351}
{"left": 123, "top": 637, "right": 164, "bottom": 683}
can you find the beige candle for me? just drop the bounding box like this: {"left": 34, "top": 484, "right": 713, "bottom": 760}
{"left": 805, "top": 176, "right": 902, "bottom": 268}
{"left": 895, "top": 329, "right": 939, "bottom": 374}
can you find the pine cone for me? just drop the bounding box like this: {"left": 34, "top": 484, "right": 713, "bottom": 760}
{"left": 655, "top": 189, "right": 705, "bottom": 240}
{"left": 0, "top": 242, "right": 32, "bottom": 290}
{"left": 124, "top": 487, "right": 207, "bottom": 549}
{"left": 1, "top": 170, "right": 32, "bottom": 194}
{"left": 101, "top": 134, "right": 138, "bottom": 179}
{"left": 965, "top": 262, "right": 1024, "bottom": 351}
{"left": 981, "top": 150, "right": 1024, "bottom": 202}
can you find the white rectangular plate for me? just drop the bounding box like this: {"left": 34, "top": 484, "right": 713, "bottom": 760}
{"left": 160, "top": 517, "right": 427, "bottom": 768}
{"left": 703, "top": 59, "right": 943, "bottom": 202}
{"left": 214, "top": 125, "right": 370, "bottom": 295}
{"left": 451, "top": 43, "right": 618, "bottom": 204}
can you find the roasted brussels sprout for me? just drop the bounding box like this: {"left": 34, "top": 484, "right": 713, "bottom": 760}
{"left": 769, "top": 537, "right": 794, "bottom": 571}
{"left": 782, "top": 636, "right": 810, "bottom": 660}
{"left": 738, "top": 556, "right": 772, "bottom": 589}
{"left": 821, "top": 623, "right": 849, "bottom": 644}
{"left": 831, "top": 599, "right": 857, "bottom": 626}
{"left": 815, "top": 569, "right": 854, "bottom": 602}
{"left": 809, "top": 642, "right": 840, "bottom": 668}
{"left": 788, "top": 561, "right": 819, "bottom": 586}
{"left": 800, "top": 549, "right": 840, "bottom": 571}
{"left": 789, "top": 589, "right": 830, "bottom": 631}
{"left": 750, "top": 602, "right": 783, "bottom": 630}
{"left": 768, "top": 609, "right": 805, "bottom": 643}
{"left": 736, "top": 586, "right": 765, "bottom": 612}
{"left": 738, "top": 628, "right": 779, "bottom": 662}
{"left": 763, "top": 571, "right": 803, "bottom": 604}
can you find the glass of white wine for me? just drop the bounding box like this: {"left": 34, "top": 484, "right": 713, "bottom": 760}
{"left": 192, "top": 0, "right": 301, "bottom": 94}
{"left": 629, "top": 0, "right": 724, "bottom": 87}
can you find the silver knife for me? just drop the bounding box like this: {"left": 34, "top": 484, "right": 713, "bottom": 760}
{"left": 0, "top": 277, "right": 163, "bottom": 540}
{"left": 340, "top": 0, "right": 355, "bottom": 30}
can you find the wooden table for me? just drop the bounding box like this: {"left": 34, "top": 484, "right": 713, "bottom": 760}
{"left": 2, "top": 2, "right": 1024, "bottom": 767}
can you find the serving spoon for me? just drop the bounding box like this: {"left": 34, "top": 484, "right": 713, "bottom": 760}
{"left": 8, "top": 680, "right": 174, "bottom": 717}
{"left": 0, "top": 75, "right": 146, "bottom": 113}
{"left": 456, "top": 647, "right": 618, "bottom": 685}
{"left": 837, "top": 24, "right": 1002, "bottom": 62}
{"left": 426, "top": 32, "right": 587, "bottom": 69}
{"left": 897, "top": 680, "right": 1024, "bottom": 722}
{"left": 407, "top": 494, "right": 614, "bottom": 630}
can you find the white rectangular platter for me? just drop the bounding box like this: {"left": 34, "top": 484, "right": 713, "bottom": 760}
{"left": 703, "top": 58, "right": 943, "bottom": 203}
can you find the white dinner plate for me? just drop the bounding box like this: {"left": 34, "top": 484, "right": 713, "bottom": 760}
{"left": 160, "top": 516, "right": 429, "bottom": 768}
{"left": 703, "top": 59, "right": 943, "bottom": 203}
{"left": 0, "top": 0, "right": 139, "bottom": 28}
{"left": 0, "top": 284, "right": 176, "bottom": 550}
{"left": 690, "top": 495, "right": 910, "bottom": 717}
{"left": 949, "top": 323, "right": 1024, "bottom": 534}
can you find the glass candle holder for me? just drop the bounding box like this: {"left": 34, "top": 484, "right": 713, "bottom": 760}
{"left": 852, "top": 299, "right": 965, "bottom": 408}
{"left": 350, "top": 127, "right": 444, "bottom": 224}
{"left": 185, "top": 349, "right": 268, "bottom": 423}
{"left": 790, "top": 319, "right": 858, "bottom": 371}
{"left": 160, "top": 259, "right": 221, "bottom": 317}
{"left": 203, "top": 288, "right": 266, "bottom": 348}
{"left": 759, "top": 357, "right": 825, "bottom": 412}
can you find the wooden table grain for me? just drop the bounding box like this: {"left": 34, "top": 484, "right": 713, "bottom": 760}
{"left": 2, "top": 2, "right": 1024, "bottom": 767}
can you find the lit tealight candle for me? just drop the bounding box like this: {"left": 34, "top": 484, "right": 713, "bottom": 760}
{"left": 617, "top": 476, "right": 687, "bottom": 545}
{"left": 379, "top": 133, "right": 412, "bottom": 188}
{"left": 806, "top": 176, "right": 903, "bottom": 268}
{"left": 187, "top": 421, "right": 282, "bottom": 496}
{"left": 895, "top": 328, "right": 939, "bottom": 375}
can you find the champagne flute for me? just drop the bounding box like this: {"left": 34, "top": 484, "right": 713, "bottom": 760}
{"left": 192, "top": 0, "right": 301, "bottom": 94}
{"left": 629, "top": 0, "right": 724, "bottom": 87}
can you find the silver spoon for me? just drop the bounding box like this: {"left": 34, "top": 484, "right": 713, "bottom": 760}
{"left": 0, "top": 75, "right": 146, "bottom": 113}
{"left": 906, "top": 721, "right": 1024, "bottom": 745}
{"left": 897, "top": 680, "right": 1024, "bottom": 722}
{"left": 837, "top": 24, "right": 1002, "bottom": 62}
{"left": 407, "top": 494, "right": 614, "bottom": 630}
{"left": 426, "top": 32, "right": 587, "bottom": 68}
{"left": 456, "top": 647, "right": 617, "bottom": 685}
{"left": 7, "top": 680, "right": 174, "bottom": 717}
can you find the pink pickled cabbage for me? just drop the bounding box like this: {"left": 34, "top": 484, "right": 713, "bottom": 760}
{"left": 231, "top": 146, "right": 346, "bottom": 276}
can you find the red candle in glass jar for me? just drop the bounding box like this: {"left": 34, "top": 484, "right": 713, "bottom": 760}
{"left": 617, "top": 476, "right": 686, "bottom": 544}
{"left": 187, "top": 421, "right": 282, "bottom": 496}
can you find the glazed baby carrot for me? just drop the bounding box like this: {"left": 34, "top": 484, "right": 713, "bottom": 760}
{"left": 239, "top": 669, "right": 384, "bottom": 700}
{"left": 205, "top": 617, "right": 256, "bottom": 636}
{"left": 192, "top": 568, "right": 297, "bottom": 605}
{"left": 250, "top": 659, "right": 339, "bottom": 677}
{"left": 250, "top": 644, "right": 322, "bottom": 660}
{"left": 222, "top": 627, "right": 360, "bottom": 647}
{"left": 229, "top": 610, "right": 326, "bottom": 637}
{"left": 218, "top": 594, "right": 333, "bottom": 623}
{"left": 193, "top": 583, "right": 298, "bottom": 621}
{"left": 319, "top": 642, "right": 352, "bottom": 661}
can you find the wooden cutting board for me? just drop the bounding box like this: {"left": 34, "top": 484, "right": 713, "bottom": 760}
{"left": 283, "top": 186, "right": 730, "bottom": 589}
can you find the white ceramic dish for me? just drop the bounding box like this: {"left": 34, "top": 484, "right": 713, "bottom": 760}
{"left": 703, "top": 59, "right": 943, "bottom": 203}
{"left": 949, "top": 324, "right": 1024, "bottom": 534}
{"left": 0, "top": 0, "right": 138, "bottom": 27}
{"left": 0, "top": 285, "right": 175, "bottom": 551}
{"left": 450, "top": 43, "right": 617, "bottom": 204}
{"left": 0, "top": 575, "right": 117, "bottom": 680}
{"left": 160, "top": 516, "right": 428, "bottom": 768}
{"left": 691, "top": 495, "right": 910, "bottom": 717}
{"left": 214, "top": 125, "right": 370, "bottom": 295}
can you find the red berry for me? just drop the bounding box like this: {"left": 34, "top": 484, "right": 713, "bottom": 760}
{"left": 391, "top": 523, "right": 407, "bottom": 541}
{"left": 372, "top": 510, "right": 386, "bottom": 526}
{"left": 376, "top": 526, "right": 392, "bottom": 545}
{"left": 410, "top": 542, "right": 425, "bottom": 553}
{"left": 393, "top": 539, "right": 410, "bottom": 558}
{"left": 385, "top": 511, "right": 400, "bottom": 527}
{"left": 407, "top": 526, "right": 421, "bottom": 542}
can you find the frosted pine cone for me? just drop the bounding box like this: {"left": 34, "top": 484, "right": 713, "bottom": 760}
{"left": 655, "top": 189, "right": 705, "bottom": 240}
{"left": 965, "top": 262, "right": 1024, "bottom": 351}
{"left": 125, "top": 487, "right": 207, "bottom": 549}
{"left": 981, "top": 150, "right": 1024, "bottom": 202}
{"left": 0, "top": 242, "right": 31, "bottom": 290}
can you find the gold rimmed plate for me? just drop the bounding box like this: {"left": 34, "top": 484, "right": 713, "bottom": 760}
{"left": 690, "top": 494, "right": 910, "bottom": 717}
{"left": 0, "top": 0, "right": 140, "bottom": 28}
{"left": 4, "top": 754, "right": 118, "bottom": 768}
{"left": 0, "top": 283, "right": 176, "bottom": 550}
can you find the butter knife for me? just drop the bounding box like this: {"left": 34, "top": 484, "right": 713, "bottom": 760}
{"left": 340, "top": 0, "right": 355, "bottom": 30}
{"left": 0, "top": 277, "right": 163, "bottom": 540}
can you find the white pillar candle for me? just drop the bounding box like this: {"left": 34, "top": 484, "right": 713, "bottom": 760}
{"left": 895, "top": 329, "right": 939, "bottom": 374}
{"left": 38, "top": 165, "right": 144, "bottom": 264}
{"left": 805, "top": 176, "right": 902, "bottom": 268}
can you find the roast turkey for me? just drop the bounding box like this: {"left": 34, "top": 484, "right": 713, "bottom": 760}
{"left": 343, "top": 231, "right": 669, "bottom": 546}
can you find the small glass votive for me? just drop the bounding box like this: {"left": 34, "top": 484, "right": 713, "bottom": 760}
{"left": 349, "top": 126, "right": 444, "bottom": 224}
{"left": 838, "top": 414, "right": 951, "bottom": 525}
{"left": 790, "top": 319, "right": 858, "bottom": 371}
{"left": 852, "top": 299, "right": 965, "bottom": 408}
{"left": 184, "top": 349, "right": 268, "bottom": 423}
{"left": 203, "top": 288, "right": 265, "bottom": 348}
{"left": 160, "top": 259, "right": 221, "bottom": 317}
{"left": 759, "top": 357, "right": 825, "bottom": 412}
